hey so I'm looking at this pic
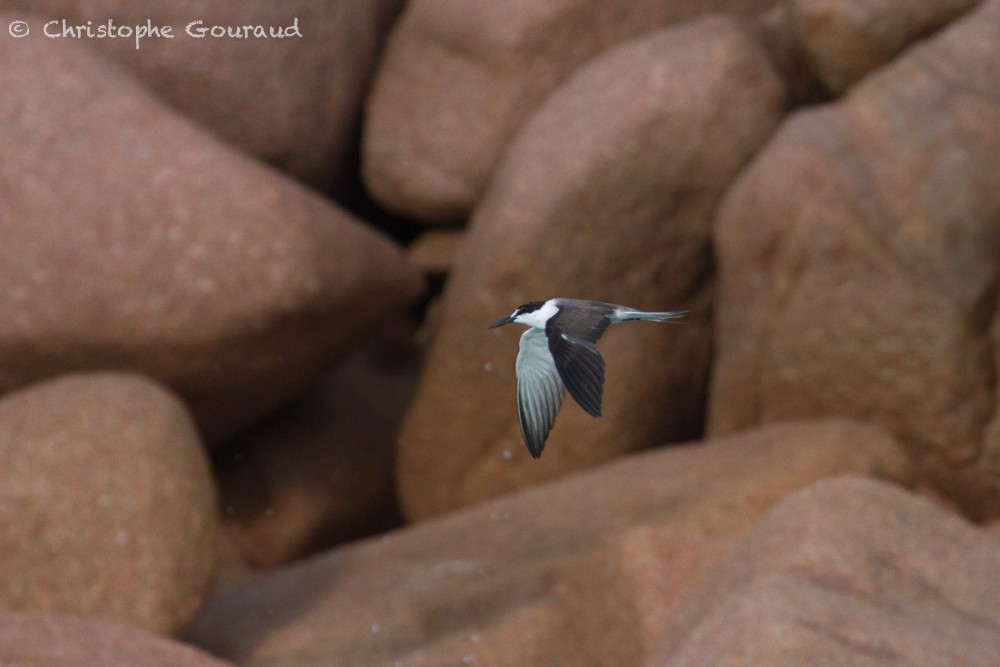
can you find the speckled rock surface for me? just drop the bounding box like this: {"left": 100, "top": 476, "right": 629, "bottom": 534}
{"left": 658, "top": 477, "right": 1000, "bottom": 665}
{"left": 0, "top": 29, "right": 421, "bottom": 442}
{"left": 187, "top": 421, "right": 911, "bottom": 665}
{"left": 0, "top": 0, "right": 404, "bottom": 188}
{"left": 0, "top": 612, "right": 236, "bottom": 667}
{"left": 0, "top": 374, "right": 217, "bottom": 635}
{"left": 363, "top": 0, "right": 775, "bottom": 221}
{"left": 785, "top": 0, "right": 977, "bottom": 92}
{"left": 710, "top": 0, "right": 1000, "bottom": 515}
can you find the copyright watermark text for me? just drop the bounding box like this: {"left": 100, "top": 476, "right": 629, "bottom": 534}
{"left": 6, "top": 17, "right": 302, "bottom": 50}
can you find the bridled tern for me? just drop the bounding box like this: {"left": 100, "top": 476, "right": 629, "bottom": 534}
{"left": 489, "top": 298, "right": 685, "bottom": 458}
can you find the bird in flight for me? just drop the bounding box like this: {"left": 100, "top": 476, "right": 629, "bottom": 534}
{"left": 489, "top": 298, "right": 685, "bottom": 458}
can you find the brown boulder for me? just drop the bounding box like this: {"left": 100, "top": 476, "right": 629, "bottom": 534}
{"left": 709, "top": 0, "right": 1000, "bottom": 515}
{"left": 363, "top": 0, "right": 776, "bottom": 222}
{"left": 217, "top": 321, "right": 418, "bottom": 567}
{"left": 0, "top": 30, "right": 421, "bottom": 442}
{"left": 0, "top": 1, "right": 403, "bottom": 187}
{"left": 185, "top": 421, "right": 911, "bottom": 665}
{"left": 785, "top": 0, "right": 978, "bottom": 93}
{"left": 657, "top": 476, "right": 1000, "bottom": 665}
{"left": 0, "top": 374, "right": 216, "bottom": 635}
{"left": 396, "top": 16, "right": 785, "bottom": 519}
{"left": 977, "top": 293, "right": 1000, "bottom": 517}
{"left": 0, "top": 612, "right": 235, "bottom": 667}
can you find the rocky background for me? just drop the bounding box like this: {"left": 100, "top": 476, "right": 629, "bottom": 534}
{"left": 1, "top": 0, "right": 999, "bottom": 665}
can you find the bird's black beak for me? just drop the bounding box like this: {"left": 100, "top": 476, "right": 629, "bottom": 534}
{"left": 488, "top": 316, "right": 514, "bottom": 329}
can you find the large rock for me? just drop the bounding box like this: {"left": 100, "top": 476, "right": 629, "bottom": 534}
{"left": 363, "top": 0, "right": 776, "bottom": 222}
{"left": 979, "top": 291, "right": 1000, "bottom": 516}
{"left": 217, "top": 321, "right": 418, "bottom": 567}
{"left": 186, "top": 421, "right": 911, "bottom": 665}
{"left": 0, "top": 612, "right": 235, "bottom": 667}
{"left": 784, "top": 0, "right": 978, "bottom": 93}
{"left": 0, "top": 374, "right": 216, "bottom": 635}
{"left": 709, "top": 0, "right": 1000, "bottom": 515}
{"left": 0, "top": 30, "right": 421, "bottom": 442}
{"left": 0, "top": 0, "right": 403, "bottom": 188}
{"left": 396, "top": 17, "right": 785, "bottom": 519}
{"left": 657, "top": 477, "right": 1000, "bottom": 665}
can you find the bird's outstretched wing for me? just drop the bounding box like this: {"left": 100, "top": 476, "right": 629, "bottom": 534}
{"left": 516, "top": 328, "right": 566, "bottom": 458}
{"left": 548, "top": 299, "right": 613, "bottom": 342}
{"left": 547, "top": 329, "right": 605, "bottom": 418}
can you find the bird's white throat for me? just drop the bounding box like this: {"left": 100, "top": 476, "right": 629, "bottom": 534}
{"left": 514, "top": 299, "right": 559, "bottom": 329}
